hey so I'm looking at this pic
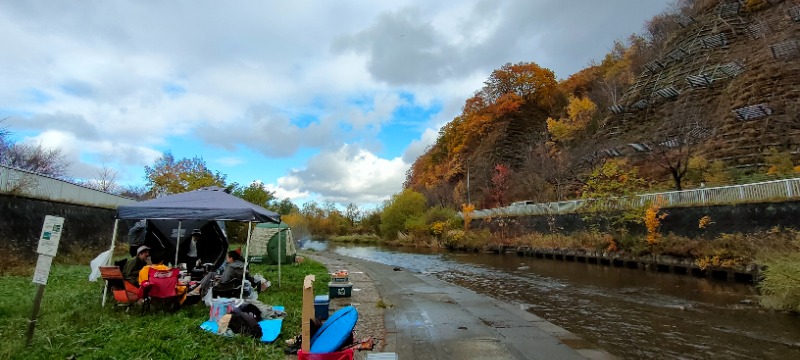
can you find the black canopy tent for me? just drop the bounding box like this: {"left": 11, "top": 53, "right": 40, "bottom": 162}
{"left": 126, "top": 219, "right": 229, "bottom": 269}
{"left": 105, "top": 187, "right": 281, "bottom": 303}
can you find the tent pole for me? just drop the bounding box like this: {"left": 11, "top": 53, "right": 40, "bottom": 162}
{"left": 240, "top": 221, "right": 253, "bottom": 299}
{"left": 102, "top": 219, "right": 120, "bottom": 308}
{"left": 174, "top": 221, "right": 182, "bottom": 267}
{"left": 278, "top": 228, "right": 281, "bottom": 288}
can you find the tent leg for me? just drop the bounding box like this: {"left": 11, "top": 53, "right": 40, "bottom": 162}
{"left": 240, "top": 221, "right": 253, "bottom": 299}
{"left": 278, "top": 229, "right": 281, "bottom": 288}
{"left": 174, "top": 221, "right": 182, "bottom": 267}
{"left": 102, "top": 219, "right": 120, "bottom": 308}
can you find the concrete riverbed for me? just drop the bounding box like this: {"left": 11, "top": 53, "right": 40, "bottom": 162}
{"left": 309, "top": 250, "right": 615, "bottom": 360}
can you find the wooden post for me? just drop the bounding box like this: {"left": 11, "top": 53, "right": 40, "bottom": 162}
{"left": 26, "top": 284, "right": 46, "bottom": 346}
{"left": 301, "top": 275, "right": 315, "bottom": 352}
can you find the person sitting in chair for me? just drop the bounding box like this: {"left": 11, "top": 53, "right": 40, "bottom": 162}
{"left": 220, "top": 250, "right": 245, "bottom": 283}
{"left": 189, "top": 250, "right": 263, "bottom": 299}
{"left": 138, "top": 253, "right": 170, "bottom": 290}
{"left": 122, "top": 246, "right": 150, "bottom": 286}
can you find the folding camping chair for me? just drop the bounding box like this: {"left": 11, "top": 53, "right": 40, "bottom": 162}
{"left": 99, "top": 266, "right": 139, "bottom": 310}
{"left": 141, "top": 267, "right": 183, "bottom": 314}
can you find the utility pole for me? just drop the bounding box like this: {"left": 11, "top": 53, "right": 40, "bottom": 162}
{"left": 467, "top": 165, "right": 470, "bottom": 204}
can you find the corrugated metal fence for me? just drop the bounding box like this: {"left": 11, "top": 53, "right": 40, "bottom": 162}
{"left": 0, "top": 164, "right": 135, "bottom": 209}
{"left": 472, "top": 177, "right": 800, "bottom": 218}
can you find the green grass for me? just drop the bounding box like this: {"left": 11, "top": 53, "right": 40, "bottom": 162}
{"left": 0, "top": 259, "right": 331, "bottom": 360}
{"left": 329, "top": 234, "right": 382, "bottom": 244}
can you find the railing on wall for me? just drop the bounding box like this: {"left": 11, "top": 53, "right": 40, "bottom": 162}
{"left": 471, "top": 177, "right": 800, "bottom": 218}
{"left": 0, "top": 164, "right": 135, "bottom": 209}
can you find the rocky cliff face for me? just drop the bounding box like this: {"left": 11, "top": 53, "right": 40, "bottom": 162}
{"left": 601, "top": 0, "right": 800, "bottom": 168}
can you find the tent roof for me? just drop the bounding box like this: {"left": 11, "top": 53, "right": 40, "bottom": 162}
{"left": 117, "top": 187, "right": 281, "bottom": 223}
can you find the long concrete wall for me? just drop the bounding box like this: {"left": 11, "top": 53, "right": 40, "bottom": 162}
{"left": 476, "top": 200, "right": 800, "bottom": 238}
{"left": 0, "top": 194, "right": 126, "bottom": 262}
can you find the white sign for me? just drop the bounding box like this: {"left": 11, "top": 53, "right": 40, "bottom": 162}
{"left": 32, "top": 255, "right": 53, "bottom": 285}
{"left": 36, "top": 215, "right": 65, "bottom": 257}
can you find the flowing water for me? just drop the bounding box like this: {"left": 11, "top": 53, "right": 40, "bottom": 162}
{"left": 301, "top": 240, "right": 800, "bottom": 359}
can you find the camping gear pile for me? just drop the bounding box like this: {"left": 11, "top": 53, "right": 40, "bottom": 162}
{"left": 200, "top": 298, "right": 287, "bottom": 342}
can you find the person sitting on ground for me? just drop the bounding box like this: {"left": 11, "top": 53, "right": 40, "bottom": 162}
{"left": 122, "top": 245, "right": 150, "bottom": 286}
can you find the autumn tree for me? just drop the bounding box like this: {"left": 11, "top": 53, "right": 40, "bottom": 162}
{"left": 231, "top": 181, "right": 275, "bottom": 209}
{"left": 272, "top": 197, "right": 300, "bottom": 215}
{"left": 360, "top": 208, "right": 382, "bottom": 236}
{"left": 484, "top": 62, "right": 558, "bottom": 110}
{"left": 144, "top": 152, "right": 228, "bottom": 197}
{"left": 765, "top": 149, "right": 798, "bottom": 176}
{"left": 582, "top": 159, "right": 646, "bottom": 199}
{"left": 487, "top": 164, "right": 513, "bottom": 207}
{"left": 380, "top": 189, "right": 427, "bottom": 240}
{"left": 546, "top": 96, "right": 597, "bottom": 143}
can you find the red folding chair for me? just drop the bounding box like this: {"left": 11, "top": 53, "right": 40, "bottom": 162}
{"left": 141, "top": 268, "right": 182, "bottom": 314}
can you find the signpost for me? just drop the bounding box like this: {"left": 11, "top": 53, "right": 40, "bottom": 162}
{"left": 26, "top": 215, "right": 64, "bottom": 346}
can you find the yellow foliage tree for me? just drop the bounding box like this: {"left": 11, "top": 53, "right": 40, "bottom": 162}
{"left": 644, "top": 197, "right": 668, "bottom": 246}
{"left": 765, "top": 149, "right": 796, "bottom": 176}
{"left": 546, "top": 96, "right": 597, "bottom": 142}
{"left": 461, "top": 203, "right": 475, "bottom": 231}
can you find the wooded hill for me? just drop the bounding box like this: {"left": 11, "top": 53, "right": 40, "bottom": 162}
{"left": 405, "top": 0, "right": 800, "bottom": 209}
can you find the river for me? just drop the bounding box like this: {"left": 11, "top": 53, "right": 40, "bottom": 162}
{"left": 300, "top": 240, "right": 800, "bottom": 359}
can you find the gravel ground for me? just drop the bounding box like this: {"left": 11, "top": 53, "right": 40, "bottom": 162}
{"left": 303, "top": 250, "right": 386, "bottom": 359}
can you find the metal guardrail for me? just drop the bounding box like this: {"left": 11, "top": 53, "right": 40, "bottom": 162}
{"left": 0, "top": 164, "right": 135, "bottom": 209}
{"left": 471, "top": 177, "right": 800, "bottom": 218}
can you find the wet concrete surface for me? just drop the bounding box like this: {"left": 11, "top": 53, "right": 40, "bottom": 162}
{"left": 311, "top": 250, "right": 616, "bottom": 360}
{"left": 304, "top": 241, "right": 800, "bottom": 360}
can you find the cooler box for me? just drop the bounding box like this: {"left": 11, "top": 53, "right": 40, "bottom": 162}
{"left": 314, "top": 295, "right": 330, "bottom": 320}
{"left": 328, "top": 282, "right": 353, "bottom": 298}
{"left": 331, "top": 270, "right": 349, "bottom": 283}
{"left": 331, "top": 276, "right": 349, "bottom": 283}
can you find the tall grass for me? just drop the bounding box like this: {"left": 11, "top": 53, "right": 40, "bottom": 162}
{"left": 759, "top": 253, "right": 800, "bottom": 313}
{"left": 0, "top": 258, "right": 330, "bottom": 360}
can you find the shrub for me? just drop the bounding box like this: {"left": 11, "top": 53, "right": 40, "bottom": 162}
{"left": 759, "top": 253, "right": 800, "bottom": 313}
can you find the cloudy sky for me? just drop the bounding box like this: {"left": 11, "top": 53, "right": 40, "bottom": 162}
{"left": 0, "top": 0, "right": 670, "bottom": 208}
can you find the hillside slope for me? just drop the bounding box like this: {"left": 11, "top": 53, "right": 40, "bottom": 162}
{"left": 601, "top": 0, "right": 800, "bottom": 167}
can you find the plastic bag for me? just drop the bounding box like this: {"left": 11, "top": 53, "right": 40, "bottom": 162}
{"left": 88, "top": 250, "right": 113, "bottom": 282}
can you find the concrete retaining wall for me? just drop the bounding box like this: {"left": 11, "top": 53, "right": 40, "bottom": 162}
{"left": 0, "top": 194, "right": 125, "bottom": 261}
{"left": 476, "top": 200, "right": 800, "bottom": 238}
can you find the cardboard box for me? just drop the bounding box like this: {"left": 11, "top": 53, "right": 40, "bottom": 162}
{"left": 302, "top": 275, "right": 316, "bottom": 352}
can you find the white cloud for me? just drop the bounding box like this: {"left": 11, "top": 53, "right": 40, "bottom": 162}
{"left": 274, "top": 144, "right": 407, "bottom": 206}
{"left": 0, "top": 0, "right": 671, "bottom": 205}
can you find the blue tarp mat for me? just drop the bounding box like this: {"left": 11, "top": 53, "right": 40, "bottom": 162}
{"left": 200, "top": 305, "right": 284, "bottom": 343}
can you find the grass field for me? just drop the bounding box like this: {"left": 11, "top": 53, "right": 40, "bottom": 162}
{"left": 0, "top": 257, "right": 331, "bottom": 360}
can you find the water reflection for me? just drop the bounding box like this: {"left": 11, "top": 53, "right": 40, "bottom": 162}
{"left": 300, "top": 240, "right": 800, "bottom": 359}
